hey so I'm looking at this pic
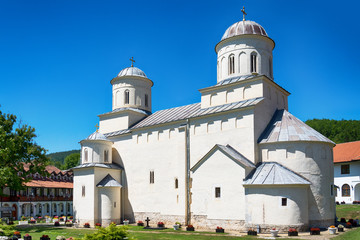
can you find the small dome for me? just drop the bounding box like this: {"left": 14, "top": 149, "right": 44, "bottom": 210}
{"left": 117, "top": 67, "right": 147, "bottom": 78}
{"left": 86, "top": 131, "right": 112, "bottom": 142}
{"left": 221, "top": 20, "right": 268, "bottom": 41}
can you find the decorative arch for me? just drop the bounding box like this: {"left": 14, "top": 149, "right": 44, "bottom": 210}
{"left": 116, "top": 91, "right": 121, "bottom": 106}
{"left": 84, "top": 148, "right": 88, "bottom": 162}
{"left": 239, "top": 52, "right": 247, "bottom": 74}
{"left": 342, "top": 184, "right": 350, "bottom": 197}
{"left": 251, "top": 52, "right": 258, "bottom": 73}
{"left": 210, "top": 93, "right": 217, "bottom": 106}
{"left": 228, "top": 54, "right": 235, "bottom": 75}
{"left": 220, "top": 57, "right": 226, "bottom": 79}
{"left": 124, "top": 89, "right": 130, "bottom": 104}
{"left": 243, "top": 85, "right": 251, "bottom": 99}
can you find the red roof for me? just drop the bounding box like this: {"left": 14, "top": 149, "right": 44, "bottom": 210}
{"left": 333, "top": 141, "right": 360, "bottom": 163}
{"left": 24, "top": 180, "right": 73, "bottom": 189}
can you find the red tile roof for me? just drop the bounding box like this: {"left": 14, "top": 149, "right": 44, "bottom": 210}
{"left": 334, "top": 141, "right": 360, "bottom": 163}
{"left": 24, "top": 180, "right": 73, "bottom": 189}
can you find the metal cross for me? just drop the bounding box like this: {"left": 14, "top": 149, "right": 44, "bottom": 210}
{"left": 241, "top": 6, "right": 247, "bottom": 21}
{"left": 130, "top": 57, "right": 135, "bottom": 67}
{"left": 95, "top": 123, "right": 99, "bottom": 132}
{"left": 145, "top": 217, "right": 150, "bottom": 227}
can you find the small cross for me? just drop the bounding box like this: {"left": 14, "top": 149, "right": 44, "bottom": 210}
{"left": 130, "top": 57, "right": 135, "bottom": 67}
{"left": 95, "top": 123, "right": 99, "bottom": 132}
{"left": 241, "top": 6, "right": 247, "bottom": 21}
{"left": 145, "top": 217, "right": 150, "bottom": 227}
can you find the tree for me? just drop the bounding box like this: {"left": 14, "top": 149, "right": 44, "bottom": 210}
{"left": 63, "top": 152, "right": 80, "bottom": 170}
{"left": 0, "top": 108, "right": 48, "bottom": 195}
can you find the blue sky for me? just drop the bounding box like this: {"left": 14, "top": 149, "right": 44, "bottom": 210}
{"left": 0, "top": 0, "right": 359, "bottom": 153}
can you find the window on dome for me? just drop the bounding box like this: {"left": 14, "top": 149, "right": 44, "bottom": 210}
{"left": 269, "top": 57, "right": 273, "bottom": 78}
{"left": 342, "top": 184, "right": 350, "bottom": 197}
{"left": 145, "top": 94, "right": 149, "bottom": 107}
{"left": 104, "top": 150, "right": 108, "bottom": 163}
{"left": 228, "top": 55, "right": 235, "bottom": 75}
{"left": 84, "top": 148, "right": 88, "bottom": 162}
{"left": 124, "top": 90, "right": 130, "bottom": 104}
{"left": 251, "top": 53, "right": 257, "bottom": 73}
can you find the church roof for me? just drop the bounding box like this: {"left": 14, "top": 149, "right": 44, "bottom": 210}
{"left": 333, "top": 141, "right": 360, "bottom": 163}
{"left": 243, "top": 162, "right": 310, "bottom": 186}
{"left": 72, "top": 163, "right": 123, "bottom": 170}
{"left": 221, "top": 20, "right": 268, "bottom": 41}
{"left": 258, "top": 109, "right": 334, "bottom": 145}
{"left": 85, "top": 131, "right": 112, "bottom": 142}
{"left": 117, "top": 67, "right": 147, "bottom": 78}
{"left": 99, "top": 107, "right": 151, "bottom": 117}
{"left": 96, "top": 174, "right": 122, "bottom": 188}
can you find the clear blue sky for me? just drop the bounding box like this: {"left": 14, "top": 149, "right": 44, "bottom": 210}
{"left": 0, "top": 0, "right": 359, "bottom": 153}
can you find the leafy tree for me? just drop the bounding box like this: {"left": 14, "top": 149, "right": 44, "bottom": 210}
{"left": 0, "top": 108, "right": 48, "bottom": 195}
{"left": 63, "top": 152, "right": 80, "bottom": 170}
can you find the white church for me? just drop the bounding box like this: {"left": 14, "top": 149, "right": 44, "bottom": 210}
{"left": 73, "top": 11, "right": 335, "bottom": 231}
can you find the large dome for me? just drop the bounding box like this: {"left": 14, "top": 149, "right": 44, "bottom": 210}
{"left": 117, "top": 67, "right": 147, "bottom": 78}
{"left": 221, "top": 20, "right": 268, "bottom": 41}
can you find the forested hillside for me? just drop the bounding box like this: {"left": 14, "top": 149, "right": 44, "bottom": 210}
{"left": 305, "top": 119, "right": 360, "bottom": 144}
{"left": 47, "top": 149, "right": 80, "bottom": 170}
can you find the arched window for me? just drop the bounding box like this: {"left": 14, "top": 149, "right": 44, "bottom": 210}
{"left": 342, "top": 184, "right": 350, "bottom": 197}
{"left": 175, "top": 178, "right": 178, "bottom": 189}
{"left": 124, "top": 90, "right": 130, "bottom": 104}
{"left": 145, "top": 94, "right": 149, "bottom": 107}
{"left": 269, "top": 57, "right": 273, "bottom": 78}
{"left": 228, "top": 55, "right": 235, "bottom": 75}
{"left": 84, "top": 149, "right": 88, "bottom": 162}
{"left": 104, "top": 150, "right": 108, "bottom": 163}
{"left": 251, "top": 53, "right": 257, "bottom": 73}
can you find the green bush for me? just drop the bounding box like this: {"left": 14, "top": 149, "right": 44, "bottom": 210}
{"left": 0, "top": 223, "right": 15, "bottom": 236}
{"left": 84, "top": 223, "right": 134, "bottom": 240}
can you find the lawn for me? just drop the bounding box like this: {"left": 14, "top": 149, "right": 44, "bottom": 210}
{"left": 336, "top": 204, "right": 360, "bottom": 220}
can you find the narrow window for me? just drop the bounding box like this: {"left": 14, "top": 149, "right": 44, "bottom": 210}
{"left": 215, "top": 187, "right": 221, "bottom": 198}
{"left": 269, "top": 57, "right": 273, "bottom": 78}
{"left": 342, "top": 184, "right": 350, "bottom": 197}
{"left": 124, "top": 90, "right": 130, "bottom": 104}
{"left": 104, "top": 150, "right": 108, "bottom": 163}
{"left": 114, "top": 202, "right": 116, "bottom": 208}
{"left": 150, "top": 171, "right": 154, "bottom": 184}
{"left": 251, "top": 53, "right": 257, "bottom": 73}
{"left": 175, "top": 178, "right": 178, "bottom": 189}
{"left": 281, "top": 198, "right": 287, "bottom": 206}
{"left": 228, "top": 55, "right": 235, "bottom": 75}
{"left": 82, "top": 186, "right": 85, "bottom": 197}
{"left": 341, "top": 164, "right": 350, "bottom": 174}
{"left": 145, "top": 94, "right": 149, "bottom": 107}
{"left": 84, "top": 149, "right": 88, "bottom": 162}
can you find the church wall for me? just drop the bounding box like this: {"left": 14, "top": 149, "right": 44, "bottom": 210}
{"left": 81, "top": 141, "right": 112, "bottom": 164}
{"left": 73, "top": 168, "right": 95, "bottom": 226}
{"left": 260, "top": 141, "right": 335, "bottom": 227}
{"left": 98, "top": 187, "right": 121, "bottom": 226}
{"left": 245, "top": 186, "right": 309, "bottom": 231}
{"left": 99, "top": 114, "right": 129, "bottom": 133}
{"left": 191, "top": 150, "right": 247, "bottom": 230}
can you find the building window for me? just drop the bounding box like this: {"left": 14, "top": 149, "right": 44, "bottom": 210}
{"left": 269, "top": 57, "right": 273, "bottom": 78}
{"left": 150, "top": 171, "right": 154, "bottom": 184}
{"left": 228, "top": 55, "right": 235, "bottom": 75}
{"left": 84, "top": 149, "right": 88, "bottom": 162}
{"left": 215, "top": 187, "right": 221, "bottom": 198}
{"left": 145, "top": 94, "right": 149, "bottom": 107}
{"left": 281, "top": 198, "right": 287, "bottom": 206}
{"left": 342, "top": 184, "right": 350, "bottom": 197}
{"left": 124, "top": 90, "right": 130, "bottom": 104}
{"left": 251, "top": 53, "right": 257, "bottom": 73}
{"left": 175, "top": 178, "right": 178, "bottom": 189}
{"left": 104, "top": 150, "right": 108, "bottom": 163}
{"left": 82, "top": 186, "right": 85, "bottom": 197}
{"left": 341, "top": 164, "right": 350, "bottom": 174}
{"left": 114, "top": 202, "right": 116, "bottom": 208}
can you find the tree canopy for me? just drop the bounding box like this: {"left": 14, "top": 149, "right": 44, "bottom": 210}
{"left": 63, "top": 152, "right": 80, "bottom": 170}
{"left": 0, "top": 108, "right": 48, "bottom": 194}
{"left": 306, "top": 119, "right": 360, "bottom": 144}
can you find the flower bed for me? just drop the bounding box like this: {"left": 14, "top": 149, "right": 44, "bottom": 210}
{"left": 288, "top": 228, "right": 298, "bottom": 236}
{"left": 186, "top": 225, "right": 195, "bottom": 231}
{"left": 84, "top": 223, "right": 90, "bottom": 228}
{"left": 310, "top": 227, "right": 320, "bottom": 235}
{"left": 157, "top": 222, "right": 164, "bottom": 228}
{"left": 215, "top": 226, "right": 224, "bottom": 233}
{"left": 247, "top": 229, "right": 257, "bottom": 236}
{"left": 137, "top": 221, "right": 144, "bottom": 226}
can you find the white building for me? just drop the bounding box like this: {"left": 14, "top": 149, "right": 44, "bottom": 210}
{"left": 334, "top": 141, "right": 360, "bottom": 203}
{"left": 73, "top": 14, "right": 335, "bottom": 231}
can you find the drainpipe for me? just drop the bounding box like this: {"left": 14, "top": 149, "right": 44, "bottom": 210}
{"left": 183, "top": 119, "right": 191, "bottom": 226}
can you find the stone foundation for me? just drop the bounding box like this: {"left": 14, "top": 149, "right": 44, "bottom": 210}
{"left": 309, "top": 218, "right": 335, "bottom": 229}
{"left": 133, "top": 212, "right": 185, "bottom": 226}
{"left": 245, "top": 223, "right": 309, "bottom": 233}
{"left": 191, "top": 215, "right": 245, "bottom": 231}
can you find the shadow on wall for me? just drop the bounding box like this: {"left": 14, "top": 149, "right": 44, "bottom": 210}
{"left": 112, "top": 148, "right": 135, "bottom": 222}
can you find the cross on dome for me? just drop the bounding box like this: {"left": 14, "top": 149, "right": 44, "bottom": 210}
{"left": 130, "top": 57, "right": 135, "bottom": 67}
{"left": 95, "top": 123, "right": 99, "bottom": 132}
{"left": 241, "top": 6, "right": 247, "bottom": 21}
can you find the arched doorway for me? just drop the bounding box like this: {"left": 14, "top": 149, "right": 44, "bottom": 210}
{"left": 354, "top": 183, "right": 360, "bottom": 201}
{"left": 12, "top": 204, "right": 17, "bottom": 219}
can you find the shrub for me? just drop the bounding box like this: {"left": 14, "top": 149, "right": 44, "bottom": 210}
{"left": 84, "top": 223, "right": 134, "bottom": 240}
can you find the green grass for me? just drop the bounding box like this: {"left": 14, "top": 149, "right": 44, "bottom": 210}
{"left": 333, "top": 227, "right": 360, "bottom": 240}
{"left": 14, "top": 225, "right": 96, "bottom": 239}
{"left": 336, "top": 204, "right": 360, "bottom": 220}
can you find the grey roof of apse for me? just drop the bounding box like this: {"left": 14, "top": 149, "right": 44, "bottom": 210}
{"left": 72, "top": 163, "right": 124, "bottom": 171}
{"left": 215, "top": 75, "right": 255, "bottom": 86}
{"left": 96, "top": 174, "right": 122, "bottom": 188}
{"left": 131, "top": 97, "right": 264, "bottom": 129}
{"left": 243, "top": 162, "right": 310, "bottom": 185}
{"left": 84, "top": 131, "right": 112, "bottom": 142}
{"left": 99, "top": 107, "right": 151, "bottom": 117}
{"left": 258, "top": 109, "right": 335, "bottom": 145}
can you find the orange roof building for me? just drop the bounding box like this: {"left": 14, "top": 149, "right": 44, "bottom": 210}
{"left": 334, "top": 141, "right": 360, "bottom": 163}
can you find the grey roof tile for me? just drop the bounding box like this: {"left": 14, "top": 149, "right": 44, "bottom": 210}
{"left": 243, "top": 162, "right": 310, "bottom": 185}
{"left": 96, "top": 174, "right": 122, "bottom": 187}
{"left": 258, "top": 109, "right": 335, "bottom": 145}
{"left": 72, "top": 163, "right": 124, "bottom": 170}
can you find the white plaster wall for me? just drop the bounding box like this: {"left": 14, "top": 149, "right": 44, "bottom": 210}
{"left": 81, "top": 141, "right": 113, "bottom": 164}
{"left": 245, "top": 186, "right": 308, "bottom": 226}
{"left": 334, "top": 162, "right": 360, "bottom": 202}
{"left": 98, "top": 187, "right": 121, "bottom": 225}
{"left": 99, "top": 111, "right": 148, "bottom": 134}
{"left": 260, "top": 141, "right": 335, "bottom": 225}
{"left": 191, "top": 150, "right": 248, "bottom": 220}
{"left": 216, "top": 35, "right": 274, "bottom": 82}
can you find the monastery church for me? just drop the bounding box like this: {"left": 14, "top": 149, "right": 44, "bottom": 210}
{"left": 73, "top": 11, "right": 335, "bottom": 231}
